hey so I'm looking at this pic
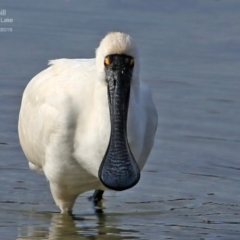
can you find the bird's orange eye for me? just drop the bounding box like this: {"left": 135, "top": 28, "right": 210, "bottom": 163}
{"left": 130, "top": 58, "right": 134, "bottom": 66}
{"left": 104, "top": 57, "right": 110, "bottom": 66}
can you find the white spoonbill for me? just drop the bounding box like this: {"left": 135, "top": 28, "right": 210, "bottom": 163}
{"left": 18, "top": 31, "right": 158, "bottom": 214}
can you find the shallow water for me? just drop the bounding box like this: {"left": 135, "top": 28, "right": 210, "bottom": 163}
{"left": 1, "top": 1, "right": 240, "bottom": 239}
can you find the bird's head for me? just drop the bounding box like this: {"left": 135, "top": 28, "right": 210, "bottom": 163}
{"left": 96, "top": 32, "right": 141, "bottom": 191}
{"left": 96, "top": 31, "right": 139, "bottom": 83}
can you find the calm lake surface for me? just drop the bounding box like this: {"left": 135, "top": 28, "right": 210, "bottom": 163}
{"left": 1, "top": 1, "right": 240, "bottom": 239}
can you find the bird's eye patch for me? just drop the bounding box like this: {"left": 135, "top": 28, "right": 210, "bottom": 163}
{"left": 129, "top": 58, "right": 134, "bottom": 66}
{"left": 104, "top": 57, "right": 110, "bottom": 66}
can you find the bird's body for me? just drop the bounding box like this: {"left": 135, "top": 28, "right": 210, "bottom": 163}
{"left": 18, "top": 32, "right": 157, "bottom": 213}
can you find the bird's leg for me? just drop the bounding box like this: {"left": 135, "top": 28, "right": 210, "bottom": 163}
{"left": 50, "top": 183, "right": 77, "bottom": 214}
{"left": 88, "top": 190, "right": 104, "bottom": 213}
{"left": 88, "top": 190, "right": 104, "bottom": 204}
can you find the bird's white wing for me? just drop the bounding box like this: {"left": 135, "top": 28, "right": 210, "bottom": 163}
{"left": 138, "top": 81, "right": 158, "bottom": 169}
{"left": 18, "top": 58, "right": 96, "bottom": 170}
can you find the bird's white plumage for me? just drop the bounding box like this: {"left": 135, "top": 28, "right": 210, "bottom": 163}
{"left": 18, "top": 32, "right": 157, "bottom": 213}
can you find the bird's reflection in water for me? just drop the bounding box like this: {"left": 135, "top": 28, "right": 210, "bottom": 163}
{"left": 17, "top": 208, "right": 139, "bottom": 239}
